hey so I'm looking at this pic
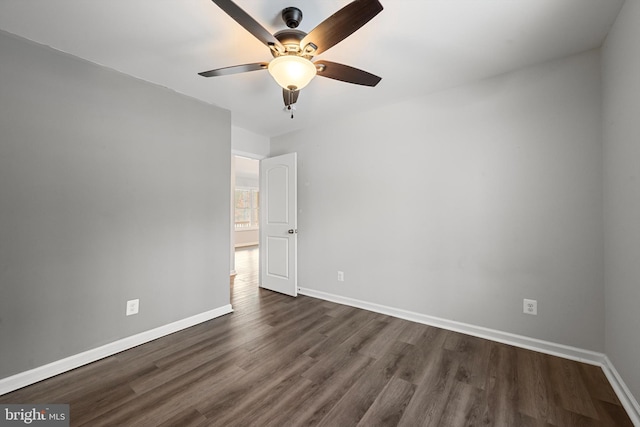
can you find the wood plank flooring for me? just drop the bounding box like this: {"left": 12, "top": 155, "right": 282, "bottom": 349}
{"left": 1, "top": 246, "right": 633, "bottom": 426}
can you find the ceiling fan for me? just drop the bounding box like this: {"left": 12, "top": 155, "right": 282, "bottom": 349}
{"left": 199, "top": 0, "right": 383, "bottom": 117}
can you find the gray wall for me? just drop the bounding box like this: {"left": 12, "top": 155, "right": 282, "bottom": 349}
{"left": 0, "top": 31, "right": 231, "bottom": 379}
{"left": 271, "top": 50, "right": 604, "bottom": 352}
{"left": 602, "top": 0, "right": 640, "bottom": 401}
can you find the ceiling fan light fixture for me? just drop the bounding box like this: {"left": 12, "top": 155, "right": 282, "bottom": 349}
{"left": 268, "top": 55, "right": 317, "bottom": 91}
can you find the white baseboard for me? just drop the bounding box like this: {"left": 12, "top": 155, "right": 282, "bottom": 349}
{"left": 0, "top": 304, "right": 233, "bottom": 396}
{"left": 299, "top": 287, "right": 640, "bottom": 425}
{"left": 602, "top": 356, "right": 640, "bottom": 426}
{"left": 299, "top": 287, "right": 604, "bottom": 364}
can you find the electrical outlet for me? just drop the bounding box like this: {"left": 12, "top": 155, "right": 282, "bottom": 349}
{"left": 337, "top": 271, "right": 344, "bottom": 282}
{"left": 523, "top": 299, "right": 537, "bottom": 315}
{"left": 126, "top": 299, "right": 139, "bottom": 316}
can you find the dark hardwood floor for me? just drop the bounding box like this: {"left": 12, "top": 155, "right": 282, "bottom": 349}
{"left": 1, "top": 246, "right": 633, "bottom": 426}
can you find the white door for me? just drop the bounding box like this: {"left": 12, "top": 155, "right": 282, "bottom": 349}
{"left": 259, "top": 152, "right": 297, "bottom": 296}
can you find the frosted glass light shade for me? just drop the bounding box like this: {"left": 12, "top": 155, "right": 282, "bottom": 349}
{"left": 268, "top": 55, "right": 317, "bottom": 90}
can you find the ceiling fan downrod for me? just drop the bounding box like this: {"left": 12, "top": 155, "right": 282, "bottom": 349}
{"left": 281, "top": 7, "right": 303, "bottom": 28}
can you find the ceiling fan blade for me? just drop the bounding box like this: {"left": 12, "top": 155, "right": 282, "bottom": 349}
{"left": 300, "top": 0, "right": 383, "bottom": 56}
{"left": 283, "top": 88, "right": 300, "bottom": 106}
{"left": 198, "top": 62, "right": 268, "bottom": 77}
{"left": 211, "top": 0, "right": 284, "bottom": 51}
{"left": 315, "top": 60, "right": 381, "bottom": 86}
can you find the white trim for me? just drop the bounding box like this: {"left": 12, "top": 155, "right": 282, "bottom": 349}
{"left": 232, "top": 150, "right": 267, "bottom": 160}
{"left": 0, "top": 305, "right": 233, "bottom": 396}
{"left": 299, "top": 287, "right": 640, "bottom": 425}
{"left": 230, "top": 270, "right": 237, "bottom": 276}
{"left": 298, "top": 288, "right": 605, "bottom": 364}
{"left": 235, "top": 242, "right": 259, "bottom": 248}
{"left": 602, "top": 356, "right": 640, "bottom": 426}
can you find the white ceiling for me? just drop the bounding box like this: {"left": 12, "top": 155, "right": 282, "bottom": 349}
{"left": 0, "top": 0, "right": 624, "bottom": 137}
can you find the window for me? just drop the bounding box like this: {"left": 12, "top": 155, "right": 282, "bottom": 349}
{"left": 235, "top": 188, "right": 259, "bottom": 230}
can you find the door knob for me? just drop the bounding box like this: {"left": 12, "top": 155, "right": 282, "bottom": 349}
{"left": 288, "top": 229, "right": 297, "bottom": 234}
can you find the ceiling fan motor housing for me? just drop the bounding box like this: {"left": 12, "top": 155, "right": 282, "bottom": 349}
{"left": 282, "top": 7, "right": 303, "bottom": 28}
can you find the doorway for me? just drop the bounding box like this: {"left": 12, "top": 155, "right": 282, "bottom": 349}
{"left": 233, "top": 156, "right": 260, "bottom": 248}
{"left": 232, "top": 155, "right": 260, "bottom": 292}
{"left": 230, "top": 152, "right": 298, "bottom": 298}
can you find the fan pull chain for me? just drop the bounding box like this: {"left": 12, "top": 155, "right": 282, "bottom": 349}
{"left": 288, "top": 91, "right": 294, "bottom": 119}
